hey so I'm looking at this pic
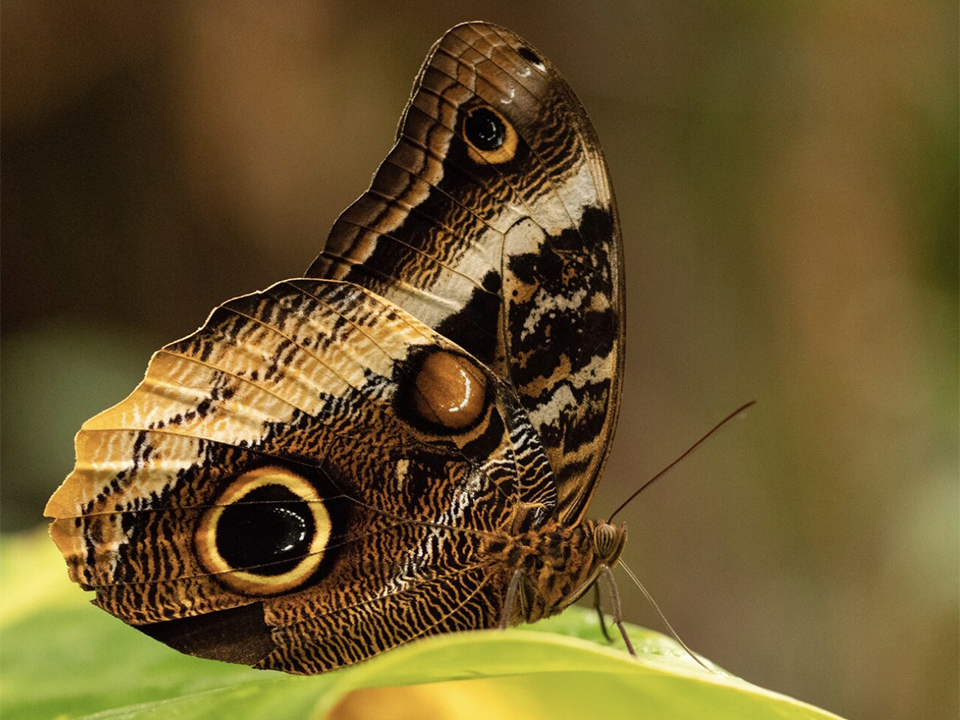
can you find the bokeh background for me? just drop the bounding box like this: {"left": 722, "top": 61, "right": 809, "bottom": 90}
{"left": 2, "top": 2, "right": 956, "bottom": 719}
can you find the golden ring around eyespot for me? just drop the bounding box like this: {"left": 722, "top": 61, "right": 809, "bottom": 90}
{"left": 195, "top": 467, "right": 331, "bottom": 596}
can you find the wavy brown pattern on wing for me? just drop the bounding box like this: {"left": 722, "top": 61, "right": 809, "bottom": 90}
{"left": 47, "top": 279, "right": 562, "bottom": 668}
{"left": 45, "top": 23, "right": 628, "bottom": 673}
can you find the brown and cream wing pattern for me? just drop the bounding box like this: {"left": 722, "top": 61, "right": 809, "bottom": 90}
{"left": 309, "top": 22, "right": 624, "bottom": 523}
{"left": 46, "top": 280, "right": 558, "bottom": 673}
{"left": 45, "top": 22, "right": 628, "bottom": 675}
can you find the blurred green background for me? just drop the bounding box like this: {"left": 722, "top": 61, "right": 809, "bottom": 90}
{"left": 2, "top": 2, "right": 956, "bottom": 719}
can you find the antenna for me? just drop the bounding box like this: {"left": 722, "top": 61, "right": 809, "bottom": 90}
{"left": 608, "top": 401, "right": 756, "bottom": 523}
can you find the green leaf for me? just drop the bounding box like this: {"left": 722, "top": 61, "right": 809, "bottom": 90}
{"left": 1, "top": 530, "right": 845, "bottom": 720}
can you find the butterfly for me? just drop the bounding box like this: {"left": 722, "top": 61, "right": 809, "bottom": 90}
{"left": 45, "top": 21, "right": 627, "bottom": 674}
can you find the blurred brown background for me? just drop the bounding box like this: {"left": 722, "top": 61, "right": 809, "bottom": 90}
{"left": 2, "top": 2, "right": 956, "bottom": 719}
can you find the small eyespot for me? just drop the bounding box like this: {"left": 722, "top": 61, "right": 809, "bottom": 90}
{"left": 461, "top": 105, "right": 518, "bottom": 165}
{"left": 196, "top": 467, "right": 331, "bottom": 596}
{"left": 412, "top": 350, "right": 488, "bottom": 431}
{"left": 518, "top": 46, "right": 546, "bottom": 72}
{"left": 395, "top": 348, "right": 491, "bottom": 434}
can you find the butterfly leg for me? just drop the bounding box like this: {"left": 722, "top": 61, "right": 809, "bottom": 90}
{"left": 602, "top": 565, "right": 636, "bottom": 657}
{"left": 592, "top": 581, "right": 615, "bottom": 643}
{"left": 499, "top": 567, "right": 525, "bottom": 629}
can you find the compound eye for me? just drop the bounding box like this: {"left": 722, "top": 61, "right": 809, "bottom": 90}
{"left": 592, "top": 522, "right": 627, "bottom": 563}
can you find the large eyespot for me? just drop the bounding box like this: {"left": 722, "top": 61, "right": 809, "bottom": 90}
{"left": 398, "top": 349, "right": 489, "bottom": 433}
{"left": 462, "top": 105, "right": 518, "bottom": 165}
{"left": 196, "top": 467, "right": 330, "bottom": 596}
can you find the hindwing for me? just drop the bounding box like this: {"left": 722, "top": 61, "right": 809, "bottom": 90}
{"left": 46, "top": 280, "right": 558, "bottom": 673}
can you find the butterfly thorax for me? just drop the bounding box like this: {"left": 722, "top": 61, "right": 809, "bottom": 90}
{"left": 486, "top": 518, "right": 627, "bottom": 626}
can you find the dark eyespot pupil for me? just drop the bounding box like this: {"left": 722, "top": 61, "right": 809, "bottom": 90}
{"left": 464, "top": 107, "right": 506, "bottom": 151}
{"left": 518, "top": 47, "right": 543, "bottom": 68}
{"left": 216, "top": 484, "right": 314, "bottom": 576}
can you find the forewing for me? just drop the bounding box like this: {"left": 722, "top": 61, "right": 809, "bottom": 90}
{"left": 309, "top": 22, "right": 625, "bottom": 522}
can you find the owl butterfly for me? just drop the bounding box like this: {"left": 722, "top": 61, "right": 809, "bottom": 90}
{"left": 46, "top": 21, "right": 627, "bottom": 674}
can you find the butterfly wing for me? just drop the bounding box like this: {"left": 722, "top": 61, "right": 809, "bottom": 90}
{"left": 309, "top": 22, "right": 624, "bottom": 522}
{"left": 45, "top": 280, "right": 557, "bottom": 673}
